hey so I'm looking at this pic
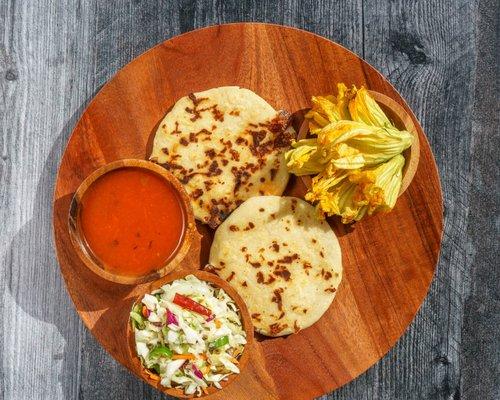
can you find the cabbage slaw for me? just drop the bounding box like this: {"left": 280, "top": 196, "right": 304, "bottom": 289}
{"left": 130, "top": 275, "right": 246, "bottom": 397}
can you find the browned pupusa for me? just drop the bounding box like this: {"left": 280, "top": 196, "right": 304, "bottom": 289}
{"left": 150, "top": 87, "right": 294, "bottom": 227}
{"left": 208, "top": 196, "right": 343, "bottom": 336}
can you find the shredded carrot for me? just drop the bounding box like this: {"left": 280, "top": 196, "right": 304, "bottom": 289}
{"left": 214, "top": 318, "right": 222, "bottom": 329}
{"left": 201, "top": 387, "right": 209, "bottom": 395}
{"left": 172, "top": 354, "right": 195, "bottom": 360}
{"left": 199, "top": 353, "right": 208, "bottom": 361}
{"left": 145, "top": 370, "right": 160, "bottom": 381}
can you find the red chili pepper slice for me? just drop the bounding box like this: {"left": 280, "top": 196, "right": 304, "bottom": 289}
{"left": 173, "top": 293, "right": 212, "bottom": 318}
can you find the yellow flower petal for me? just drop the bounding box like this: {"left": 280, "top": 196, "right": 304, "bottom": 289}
{"left": 304, "top": 155, "right": 405, "bottom": 223}
{"left": 285, "top": 139, "right": 326, "bottom": 176}
{"left": 311, "top": 96, "right": 341, "bottom": 122}
{"left": 317, "top": 120, "right": 413, "bottom": 169}
{"left": 348, "top": 87, "right": 393, "bottom": 128}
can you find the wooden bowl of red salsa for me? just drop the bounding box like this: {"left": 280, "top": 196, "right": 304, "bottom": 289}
{"left": 68, "top": 159, "right": 196, "bottom": 284}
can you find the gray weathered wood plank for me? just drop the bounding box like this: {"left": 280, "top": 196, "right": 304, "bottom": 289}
{"left": 0, "top": 0, "right": 497, "bottom": 399}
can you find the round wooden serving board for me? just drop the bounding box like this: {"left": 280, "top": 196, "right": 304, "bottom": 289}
{"left": 53, "top": 23, "right": 443, "bottom": 400}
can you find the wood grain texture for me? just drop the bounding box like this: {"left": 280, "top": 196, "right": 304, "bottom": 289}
{"left": 52, "top": 23, "right": 442, "bottom": 400}
{"left": 1, "top": 1, "right": 497, "bottom": 400}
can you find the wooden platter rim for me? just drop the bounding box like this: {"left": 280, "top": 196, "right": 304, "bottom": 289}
{"left": 52, "top": 23, "right": 444, "bottom": 400}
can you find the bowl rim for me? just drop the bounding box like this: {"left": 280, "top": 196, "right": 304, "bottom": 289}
{"left": 296, "top": 89, "right": 420, "bottom": 196}
{"left": 126, "top": 270, "right": 255, "bottom": 399}
{"left": 68, "top": 159, "right": 196, "bottom": 285}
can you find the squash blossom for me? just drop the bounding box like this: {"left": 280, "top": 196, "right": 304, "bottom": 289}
{"left": 348, "top": 86, "right": 393, "bottom": 128}
{"left": 305, "top": 155, "right": 405, "bottom": 223}
{"left": 285, "top": 139, "right": 324, "bottom": 176}
{"left": 304, "top": 83, "right": 353, "bottom": 133}
{"left": 287, "top": 120, "right": 412, "bottom": 172}
{"left": 348, "top": 154, "right": 405, "bottom": 213}
{"left": 317, "top": 120, "right": 413, "bottom": 169}
{"left": 289, "top": 83, "right": 414, "bottom": 223}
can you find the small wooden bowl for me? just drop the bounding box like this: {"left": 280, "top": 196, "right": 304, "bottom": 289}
{"left": 297, "top": 90, "right": 420, "bottom": 195}
{"left": 68, "top": 159, "right": 196, "bottom": 285}
{"left": 126, "top": 270, "right": 254, "bottom": 399}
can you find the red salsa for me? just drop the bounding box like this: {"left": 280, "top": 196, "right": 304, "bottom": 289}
{"left": 80, "top": 167, "right": 185, "bottom": 277}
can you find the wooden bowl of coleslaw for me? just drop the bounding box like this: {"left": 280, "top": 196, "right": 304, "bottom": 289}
{"left": 126, "top": 270, "right": 254, "bottom": 398}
